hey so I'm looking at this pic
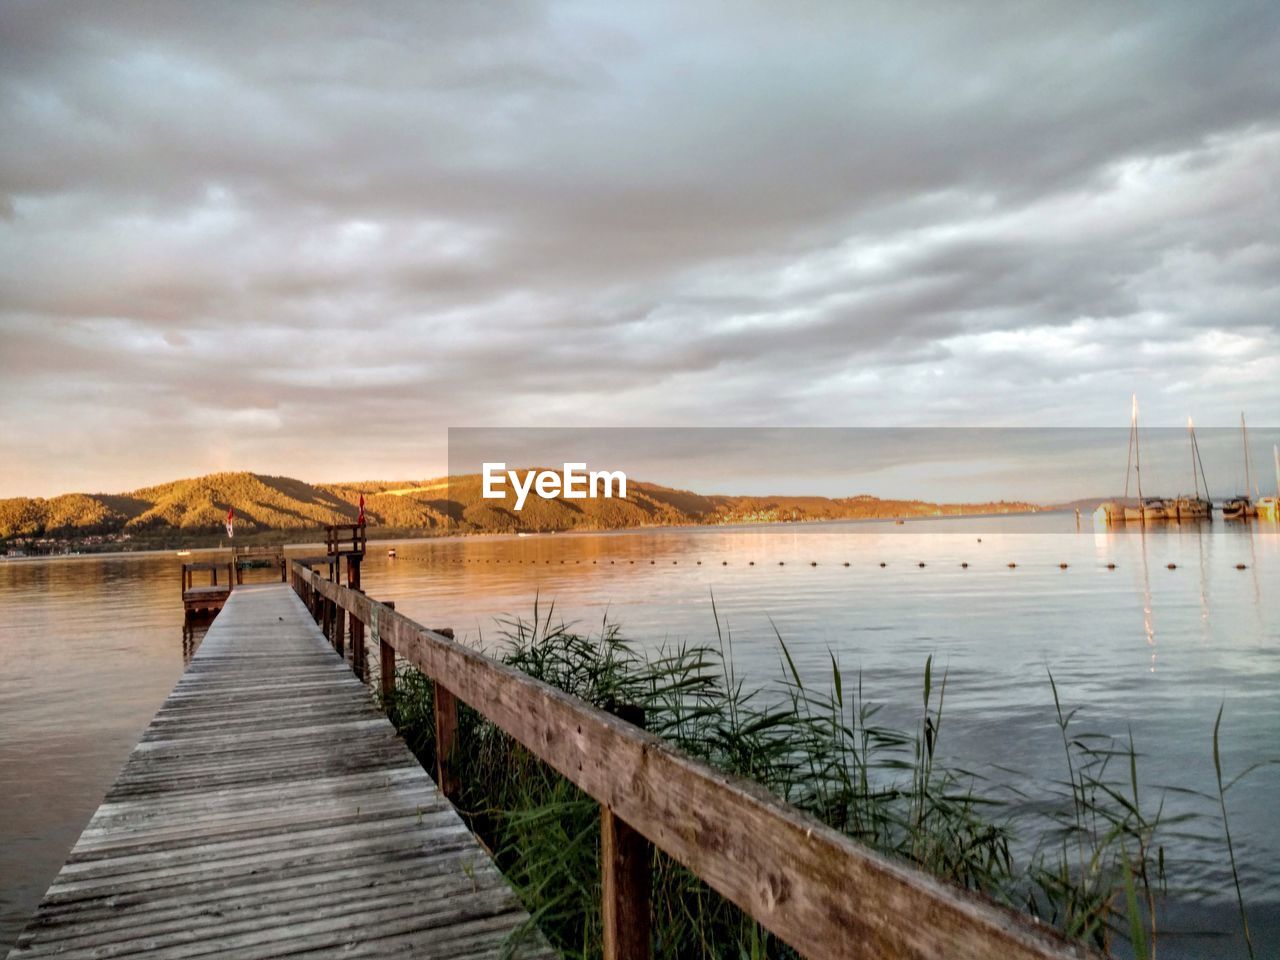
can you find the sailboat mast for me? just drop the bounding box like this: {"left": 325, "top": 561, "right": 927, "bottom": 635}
{"left": 1193, "top": 426, "right": 1211, "bottom": 501}
{"left": 1133, "top": 395, "right": 1143, "bottom": 501}
{"left": 1124, "top": 396, "right": 1135, "bottom": 499}
{"left": 1241, "top": 413, "right": 1253, "bottom": 497}
{"left": 1187, "top": 417, "right": 1199, "bottom": 498}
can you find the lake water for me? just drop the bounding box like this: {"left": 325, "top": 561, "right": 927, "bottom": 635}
{"left": 2, "top": 514, "right": 1277, "bottom": 956}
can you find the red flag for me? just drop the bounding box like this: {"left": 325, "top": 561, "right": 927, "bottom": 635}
{"left": 357, "top": 493, "right": 366, "bottom": 527}
{"left": 225, "top": 506, "right": 234, "bottom": 539}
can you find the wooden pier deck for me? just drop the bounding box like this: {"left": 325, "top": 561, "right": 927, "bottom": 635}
{"left": 7, "top": 583, "right": 550, "bottom": 960}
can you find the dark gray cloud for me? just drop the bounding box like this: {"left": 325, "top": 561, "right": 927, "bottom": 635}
{"left": 1, "top": 1, "right": 1278, "bottom": 497}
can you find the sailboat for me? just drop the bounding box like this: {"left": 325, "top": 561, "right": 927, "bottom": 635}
{"left": 1096, "top": 395, "right": 1170, "bottom": 524}
{"left": 1222, "top": 413, "right": 1257, "bottom": 519}
{"left": 1257, "top": 445, "right": 1279, "bottom": 522}
{"left": 1174, "top": 417, "right": 1212, "bottom": 520}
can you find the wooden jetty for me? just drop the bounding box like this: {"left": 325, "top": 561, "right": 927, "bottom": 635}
{"left": 231, "top": 543, "right": 288, "bottom": 583}
{"left": 14, "top": 530, "right": 1095, "bottom": 959}
{"left": 179, "top": 560, "right": 233, "bottom": 616}
{"left": 291, "top": 561, "right": 1094, "bottom": 960}
{"left": 7, "top": 583, "right": 551, "bottom": 959}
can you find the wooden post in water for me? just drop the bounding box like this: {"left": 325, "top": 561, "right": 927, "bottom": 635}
{"left": 601, "top": 704, "right": 651, "bottom": 960}
{"left": 379, "top": 601, "right": 397, "bottom": 700}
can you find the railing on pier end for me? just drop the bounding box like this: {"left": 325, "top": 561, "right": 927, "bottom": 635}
{"left": 289, "top": 560, "right": 1093, "bottom": 960}
{"left": 231, "top": 543, "right": 287, "bottom": 583}
{"left": 180, "top": 561, "right": 233, "bottom": 616}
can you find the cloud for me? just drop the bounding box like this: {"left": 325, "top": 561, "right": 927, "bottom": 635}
{"left": 1, "top": 0, "right": 1278, "bottom": 496}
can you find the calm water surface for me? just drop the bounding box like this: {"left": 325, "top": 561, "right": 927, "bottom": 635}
{"left": 2, "top": 514, "right": 1277, "bottom": 954}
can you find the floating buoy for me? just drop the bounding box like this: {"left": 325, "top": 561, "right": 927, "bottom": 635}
{"left": 749, "top": 561, "right": 755, "bottom": 566}
{"left": 779, "top": 561, "right": 785, "bottom": 566}
{"left": 961, "top": 562, "right": 968, "bottom": 568}
{"left": 977, "top": 538, "right": 983, "bottom": 543}
{"left": 879, "top": 562, "right": 887, "bottom": 567}
{"left": 696, "top": 561, "right": 702, "bottom": 565}
{"left": 1106, "top": 562, "right": 1116, "bottom": 569}
{"left": 722, "top": 561, "right": 727, "bottom": 566}
{"left": 918, "top": 562, "right": 926, "bottom": 568}
{"left": 1236, "top": 563, "right": 1247, "bottom": 570}
{"left": 650, "top": 560, "right": 655, "bottom": 565}
{"left": 810, "top": 561, "right": 817, "bottom": 567}
{"left": 1059, "top": 563, "right": 1068, "bottom": 569}
{"left": 1167, "top": 563, "right": 1177, "bottom": 570}
{"left": 672, "top": 560, "right": 678, "bottom": 564}
{"left": 843, "top": 562, "right": 850, "bottom": 567}
{"left": 1008, "top": 562, "right": 1017, "bottom": 568}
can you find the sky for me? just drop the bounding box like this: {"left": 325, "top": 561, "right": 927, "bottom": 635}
{"left": 1, "top": 2, "right": 1278, "bottom": 499}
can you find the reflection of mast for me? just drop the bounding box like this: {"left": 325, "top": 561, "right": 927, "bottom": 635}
{"left": 1138, "top": 529, "right": 1156, "bottom": 672}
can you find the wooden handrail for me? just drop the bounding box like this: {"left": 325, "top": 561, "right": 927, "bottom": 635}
{"left": 290, "top": 561, "right": 1091, "bottom": 960}
{"left": 325, "top": 523, "right": 367, "bottom": 557}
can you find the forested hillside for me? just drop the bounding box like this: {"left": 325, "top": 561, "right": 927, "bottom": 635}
{"left": 0, "top": 471, "right": 1038, "bottom": 543}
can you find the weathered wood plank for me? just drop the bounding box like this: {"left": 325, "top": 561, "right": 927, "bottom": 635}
{"left": 7, "top": 583, "right": 552, "bottom": 960}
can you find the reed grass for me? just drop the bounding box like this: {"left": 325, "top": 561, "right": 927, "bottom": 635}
{"left": 382, "top": 600, "right": 1264, "bottom": 959}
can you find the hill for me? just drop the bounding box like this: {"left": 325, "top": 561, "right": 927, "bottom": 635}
{"left": 0, "top": 471, "right": 1040, "bottom": 547}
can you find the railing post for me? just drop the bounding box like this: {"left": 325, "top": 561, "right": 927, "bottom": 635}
{"left": 432, "top": 633, "right": 460, "bottom": 799}
{"left": 379, "top": 601, "right": 396, "bottom": 701}
{"left": 347, "top": 554, "right": 363, "bottom": 679}
{"left": 351, "top": 588, "right": 365, "bottom": 680}
{"left": 601, "top": 704, "right": 651, "bottom": 960}
{"left": 334, "top": 589, "right": 345, "bottom": 658}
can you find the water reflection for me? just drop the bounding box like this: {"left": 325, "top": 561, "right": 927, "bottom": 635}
{"left": 182, "top": 614, "right": 213, "bottom": 662}
{"left": 1, "top": 517, "right": 1278, "bottom": 956}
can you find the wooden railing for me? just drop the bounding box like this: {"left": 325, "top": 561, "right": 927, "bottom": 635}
{"left": 231, "top": 544, "right": 287, "bottom": 583}
{"left": 325, "top": 523, "right": 367, "bottom": 557}
{"left": 290, "top": 561, "right": 1091, "bottom": 960}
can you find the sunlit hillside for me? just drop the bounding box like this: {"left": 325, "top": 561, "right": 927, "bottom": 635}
{"left": 0, "top": 471, "right": 1038, "bottom": 542}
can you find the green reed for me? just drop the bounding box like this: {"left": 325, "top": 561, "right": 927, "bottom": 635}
{"left": 381, "top": 601, "right": 1263, "bottom": 959}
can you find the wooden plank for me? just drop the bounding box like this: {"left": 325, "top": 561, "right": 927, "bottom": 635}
{"left": 7, "top": 583, "right": 552, "bottom": 960}
{"left": 300, "top": 565, "right": 1093, "bottom": 960}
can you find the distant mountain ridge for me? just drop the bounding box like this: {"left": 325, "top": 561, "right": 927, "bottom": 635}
{"left": 0, "top": 471, "right": 1040, "bottom": 542}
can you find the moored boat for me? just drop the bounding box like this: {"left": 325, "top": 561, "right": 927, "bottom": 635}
{"left": 1174, "top": 496, "right": 1211, "bottom": 520}
{"left": 1174, "top": 417, "right": 1213, "bottom": 522}
{"left": 1222, "top": 413, "right": 1257, "bottom": 520}
{"left": 1259, "top": 445, "right": 1280, "bottom": 522}
{"left": 1222, "top": 496, "right": 1254, "bottom": 520}
{"left": 1125, "top": 497, "right": 1172, "bottom": 522}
